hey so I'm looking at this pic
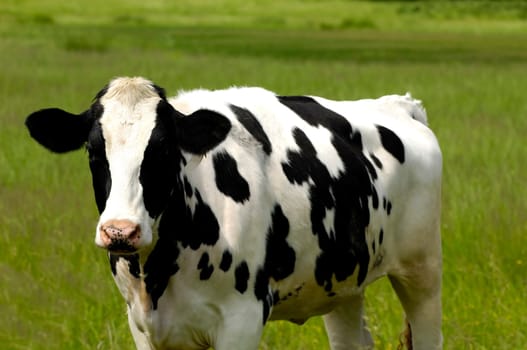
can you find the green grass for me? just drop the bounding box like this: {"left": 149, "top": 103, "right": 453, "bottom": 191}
{"left": 1, "top": 1, "right": 527, "bottom": 349}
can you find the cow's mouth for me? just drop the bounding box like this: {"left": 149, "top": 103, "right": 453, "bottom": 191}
{"left": 107, "top": 240, "right": 138, "bottom": 254}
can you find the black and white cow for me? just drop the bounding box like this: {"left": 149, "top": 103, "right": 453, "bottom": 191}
{"left": 25, "top": 77, "right": 442, "bottom": 350}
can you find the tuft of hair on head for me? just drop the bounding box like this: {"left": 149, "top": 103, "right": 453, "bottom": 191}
{"left": 100, "top": 76, "right": 165, "bottom": 105}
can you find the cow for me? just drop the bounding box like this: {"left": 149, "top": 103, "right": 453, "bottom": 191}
{"left": 25, "top": 77, "right": 442, "bottom": 350}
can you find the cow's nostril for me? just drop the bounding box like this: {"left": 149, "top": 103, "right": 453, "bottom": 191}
{"left": 105, "top": 225, "right": 124, "bottom": 238}
{"left": 128, "top": 226, "right": 140, "bottom": 241}
{"left": 100, "top": 219, "right": 141, "bottom": 248}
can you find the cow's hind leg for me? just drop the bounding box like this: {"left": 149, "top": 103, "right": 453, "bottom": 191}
{"left": 323, "top": 293, "right": 373, "bottom": 350}
{"left": 388, "top": 259, "right": 442, "bottom": 350}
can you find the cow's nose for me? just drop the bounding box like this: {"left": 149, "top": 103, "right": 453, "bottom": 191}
{"left": 100, "top": 219, "right": 141, "bottom": 251}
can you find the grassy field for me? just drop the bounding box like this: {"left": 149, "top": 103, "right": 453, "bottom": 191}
{"left": 1, "top": 1, "right": 526, "bottom": 349}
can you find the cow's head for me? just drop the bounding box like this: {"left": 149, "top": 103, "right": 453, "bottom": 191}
{"left": 26, "top": 77, "right": 231, "bottom": 253}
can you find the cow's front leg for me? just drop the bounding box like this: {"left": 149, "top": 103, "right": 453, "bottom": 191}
{"left": 127, "top": 308, "right": 154, "bottom": 350}
{"left": 213, "top": 301, "right": 264, "bottom": 350}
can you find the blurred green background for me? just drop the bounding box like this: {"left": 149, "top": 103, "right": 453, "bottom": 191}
{"left": 1, "top": 1, "right": 526, "bottom": 349}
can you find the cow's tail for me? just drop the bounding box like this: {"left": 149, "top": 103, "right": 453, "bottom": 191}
{"left": 402, "top": 92, "right": 428, "bottom": 126}
{"left": 380, "top": 93, "right": 428, "bottom": 126}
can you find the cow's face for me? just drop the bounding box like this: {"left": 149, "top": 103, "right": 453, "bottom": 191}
{"left": 89, "top": 78, "right": 176, "bottom": 252}
{"left": 26, "top": 77, "right": 231, "bottom": 254}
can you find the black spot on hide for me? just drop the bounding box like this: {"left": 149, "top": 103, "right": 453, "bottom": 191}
{"left": 377, "top": 125, "right": 405, "bottom": 163}
{"left": 235, "top": 261, "right": 250, "bottom": 294}
{"left": 142, "top": 165, "right": 220, "bottom": 309}
{"left": 219, "top": 250, "right": 233, "bottom": 272}
{"left": 264, "top": 204, "right": 295, "bottom": 281}
{"left": 213, "top": 152, "right": 251, "bottom": 203}
{"left": 278, "top": 95, "right": 353, "bottom": 142}
{"left": 252, "top": 204, "right": 295, "bottom": 324}
{"left": 254, "top": 269, "right": 273, "bottom": 325}
{"left": 370, "top": 153, "right": 383, "bottom": 169}
{"left": 279, "top": 96, "right": 375, "bottom": 288}
{"left": 191, "top": 191, "right": 221, "bottom": 248}
{"left": 143, "top": 237, "right": 180, "bottom": 310}
{"left": 167, "top": 189, "right": 221, "bottom": 251}
{"left": 197, "top": 252, "right": 214, "bottom": 280}
{"left": 230, "top": 104, "right": 272, "bottom": 155}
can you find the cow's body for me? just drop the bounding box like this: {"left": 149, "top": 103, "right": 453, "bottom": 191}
{"left": 26, "top": 77, "right": 442, "bottom": 350}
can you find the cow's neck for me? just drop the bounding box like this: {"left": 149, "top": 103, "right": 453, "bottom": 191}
{"left": 109, "top": 179, "right": 189, "bottom": 310}
{"left": 109, "top": 252, "right": 151, "bottom": 312}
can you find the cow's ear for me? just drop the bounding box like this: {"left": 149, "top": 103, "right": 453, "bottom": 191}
{"left": 25, "top": 108, "right": 93, "bottom": 153}
{"left": 174, "top": 109, "right": 232, "bottom": 154}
